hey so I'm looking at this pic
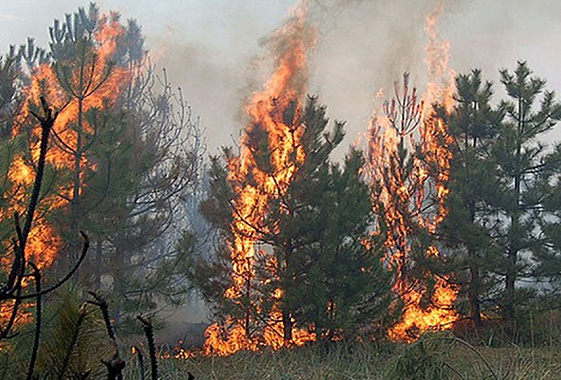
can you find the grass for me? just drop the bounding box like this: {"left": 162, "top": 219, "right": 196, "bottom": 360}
{"left": 123, "top": 337, "right": 561, "bottom": 380}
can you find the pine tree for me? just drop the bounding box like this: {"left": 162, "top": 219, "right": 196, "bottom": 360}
{"left": 0, "top": 49, "right": 24, "bottom": 246}
{"left": 286, "top": 148, "right": 392, "bottom": 340}
{"left": 365, "top": 74, "right": 458, "bottom": 341}
{"left": 2, "top": 3, "right": 204, "bottom": 327}
{"left": 187, "top": 96, "right": 390, "bottom": 345}
{"left": 490, "top": 62, "right": 561, "bottom": 321}
{"left": 442, "top": 69, "right": 504, "bottom": 326}
{"left": 535, "top": 143, "right": 561, "bottom": 297}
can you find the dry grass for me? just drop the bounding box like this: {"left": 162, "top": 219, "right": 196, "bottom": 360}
{"left": 450, "top": 346, "right": 561, "bottom": 380}
{"left": 123, "top": 338, "right": 561, "bottom": 380}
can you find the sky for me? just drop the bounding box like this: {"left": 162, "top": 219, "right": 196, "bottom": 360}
{"left": 2, "top": 0, "right": 561, "bottom": 155}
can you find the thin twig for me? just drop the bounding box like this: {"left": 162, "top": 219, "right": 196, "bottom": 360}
{"left": 88, "top": 291, "right": 125, "bottom": 380}
{"left": 443, "top": 362, "right": 467, "bottom": 380}
{"left": 15, "top": 232, "right": 89, "bottom": 300}
{"left": 24, "top": 96, "right": 58, "bottom": 246}
{"left": 133, "top": 346, "right": 146, "bottom": 380}
{"left": 25, "top": 262, "right": 42, "bottom": 380}
{"left": 449, "top": 335, "right": 499, "bottom": 380}
{"left": 87, "top": 291, "right": 115, "bottom": 340}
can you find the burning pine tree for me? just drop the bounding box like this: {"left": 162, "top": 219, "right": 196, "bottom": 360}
{"left": 186, "top": 0, "right": 392, "bottom": 355}
{"left": 1, "top": 3, "right": 203, "bottom": 334}
{"left": 192, "top": 1, "right": 317, "bottom": 355}
{"left": 363, "top": 8, "right": 458, "bottom": 342}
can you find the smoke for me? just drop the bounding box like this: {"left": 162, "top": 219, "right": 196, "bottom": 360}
{"left": 3, "top": 0, "right": 561, "bottom": 152}
{"left": 306, "top": 0, "right": 464, "bottom": 156}
{"left": 157, "top": 0, "right": 468, "bottom": 158}
{"left": 141, "top": 1, "right": 303, "bottom": 156}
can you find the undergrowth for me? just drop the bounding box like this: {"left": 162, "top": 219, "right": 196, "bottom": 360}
{"left": 124, "top": 336, "right": 561, "bottom": 380}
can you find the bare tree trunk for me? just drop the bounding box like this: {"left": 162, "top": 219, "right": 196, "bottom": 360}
{"left": 282, "top": 310, "right": 293, "bottom": 343}
{"left": 468, "top": 261, "right": 482, "bottom": 327}
{"left": 504, "top": 107, "right": 523, "bottom": 322}
{"left": 467, "top": 201, "right": 482, "bottom": 327}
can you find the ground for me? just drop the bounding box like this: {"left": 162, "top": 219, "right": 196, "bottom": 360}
{"left": 125, "top": 337, "right": 561, "bottom": 380}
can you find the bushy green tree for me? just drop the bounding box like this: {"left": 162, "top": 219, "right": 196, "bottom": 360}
{"left": 286, "top": 149, "right": 392, "bottom": 340}
{"left": 444, "top": 62, "right": 561, "bottom": 325}
{"left": 492, "top": 62, "right": 561, "bottom": 320}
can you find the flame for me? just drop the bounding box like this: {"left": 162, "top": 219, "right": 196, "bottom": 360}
{"left": 364, "top": 6, "right": 458, "bottom": 342}
{"left": 202, "top": 0, "right": 317, "bottom": 356}
{"left": 8, "top": 13, "right": 129, "bottom": 266}
{"left": 424, "top": 5, "right": 455, "bottom": 114}
{"left": 1, "top": 12, "right": 130, "bottom": 330}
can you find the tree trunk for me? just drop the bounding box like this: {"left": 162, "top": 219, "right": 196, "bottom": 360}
{"left": 504, "top": 240, "right": 517, "bottom": 321}
{"left": 91, "top": 237, "right": 103, "bottom": 289}
{"left": 504, "top": 106, "right": 522, "bottom": 322}
{"left": 467, "top": 199, "right": 482, "bottom": 327}
{"left": 244, "top": 265, "right": 252, "bottom": 340}
{"left": 111, "top": 243, "right": 127, "bottom": 324}
{"left": 282, "top": 310, "right": 293, "bottom": 343}
{"left": 68, "top": 97, "right": 84, "bottom": 275}
{"left": 468, "top": 253, "right": 482, "bottom": 327}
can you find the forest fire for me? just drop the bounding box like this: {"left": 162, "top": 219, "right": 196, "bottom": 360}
{"left": 0, "top": 12, "right": 130, "bottom": 332}
{"left": 8, "top": 13, "right": 129, "bottom": 269}
{"left": 200, "top": 3, "right": 461, "bottom": 353}
{"left": 365, "top": 6, "right": 458, "bottom": 342}
{"left": 202, "top": 0, "right": 317, "bottom": 356}
{"left": 4, "top": 1, "right": 561, "bottom": 379}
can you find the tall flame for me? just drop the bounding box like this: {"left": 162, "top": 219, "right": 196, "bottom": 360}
{"left": 203, "top": 0, "right": 317, "bottom": 356}
{"left": 365, "top": 5, "right": 458, "bottom": 342}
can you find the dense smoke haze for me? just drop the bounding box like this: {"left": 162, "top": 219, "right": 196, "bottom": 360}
{"left": 2, "top": 0, "right": 561, "bottom": 154}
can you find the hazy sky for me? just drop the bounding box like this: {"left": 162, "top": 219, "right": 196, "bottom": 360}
{"left": 2, "top": 0, "right": 561, "bottom": 154}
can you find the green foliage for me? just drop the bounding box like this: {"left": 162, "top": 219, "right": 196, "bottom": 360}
{"left": 492, "top": 62, "right": 561, "bottom": 319}
{"left": 0, "top": 48, "right": 23, "bottom": 138}
{"left": 388, "top": 336, "right": 450, "bottom": 380}
{"left": 36, "top": 288, "right": 109, "bottom": 378}
{"left": 286, "top": 149, "right": 393, "bottom": 339}
{"left": 444, "top": 62, "right": 561, "bottom": 325}
{"left": 535, "top": 143, "right": 561, "bottom": 296}
{"left": 442, "top": 68, "right": 505, "bottom": 324}
{"left": 0, "top": 288, "right": 110, "bottom": 379}
{"left": 12, "top": 3, "right": 205, "bottom": 327}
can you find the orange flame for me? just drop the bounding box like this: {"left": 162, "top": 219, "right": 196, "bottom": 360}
{"left": 7, "top": 13, "right": 129, "bottom": 268}
{"left": 1, "top": 12, "right": 131, "bottom": 330}
{"left": 365, "top": 6, "right": 458, "bottom": 342}
{"left": 202, "top": 0, "right": 317, "bottom": 356}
